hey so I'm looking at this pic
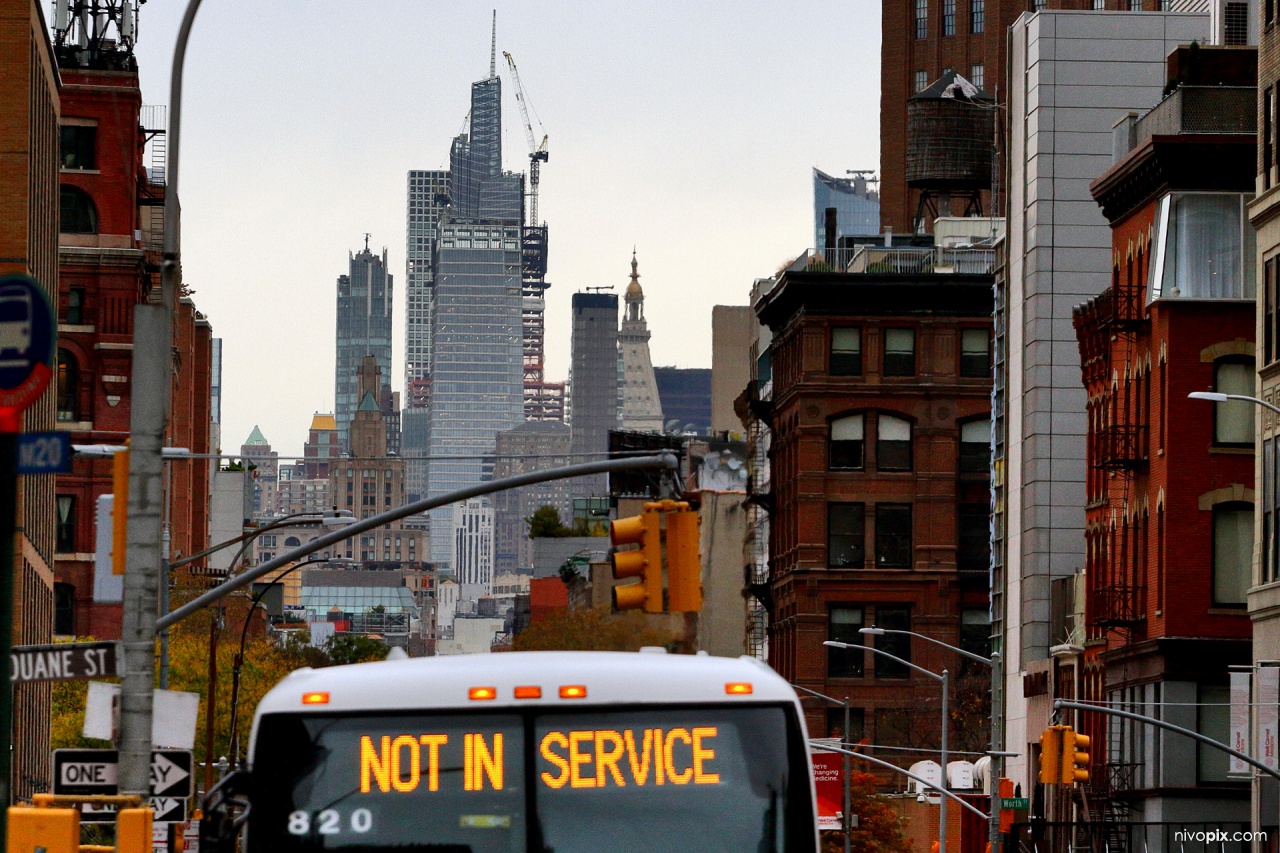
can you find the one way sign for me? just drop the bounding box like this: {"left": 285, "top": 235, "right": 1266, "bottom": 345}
{"left": 53, "top": 749, "right": 193, "bottom": 798}
{"left": 150, "top": 752, "right": 191, "bottom": 797}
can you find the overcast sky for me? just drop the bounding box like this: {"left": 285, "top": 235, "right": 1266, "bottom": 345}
{"left": 131, "top": 1, "right": 881, "bottom": 457}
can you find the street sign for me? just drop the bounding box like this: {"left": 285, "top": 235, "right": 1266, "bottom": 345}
{"left": 53, "top": 749, "right": 194, "bottom": 797}
{"left": 148, "top": 797, "right": 187, "bottom": 823}
{"left": 11, "top": 641, "right": 118, "bottom": 683}
{"left": 1001, "top": 797, "right": 1030, "bottom": 810}
{"left": 0, "top": 274, "right": 55, "bottom": 412}
{"left": 17, "top": 431, "right": 72, "bottom": 474}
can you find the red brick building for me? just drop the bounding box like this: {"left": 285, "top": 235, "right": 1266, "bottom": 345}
{"left": 880, "top": 0, "right": 1167, "bottom": 234}
{"left": 52, "top": 29, "right": 214, "bottom": 638}
{"left": 753, "top": 248, "right": 994, "bottom": 766}
{"left": 1071, "top": 49, "right": 1255, "bottom": 824}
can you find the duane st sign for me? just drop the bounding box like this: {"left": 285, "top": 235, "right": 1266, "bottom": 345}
{"left": 10, "top": 641, "right": 118, "bottom": 683}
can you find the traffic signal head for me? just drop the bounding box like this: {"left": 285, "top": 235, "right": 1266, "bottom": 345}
{"left": 1061, "top": 728, "right": 1091, "bottom": 785}
{"left": 112, "top": 449, "right": 130, "bottom": 575}
{"left": 1038, "top": 726, "right": 1063, "bottom": 784}
{"left": 665, "top": 506, "right": 702, "bottom": 613}
{"left": 611, "top": 511, "right": 663, "bottom": 613}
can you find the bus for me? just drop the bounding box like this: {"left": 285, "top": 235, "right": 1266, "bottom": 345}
{"left": 221, "top": 648, "right": 819, "bottom": 853}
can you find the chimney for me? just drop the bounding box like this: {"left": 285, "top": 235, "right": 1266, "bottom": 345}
{"left": 884, "top": 226, "right": 893, "bottom": 248}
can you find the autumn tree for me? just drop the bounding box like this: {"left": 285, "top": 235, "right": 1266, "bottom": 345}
{"left": 527, "top": 505, "right": 573, "bottom": 537}
{"left": 513, "top": 607, "right": 680, "bottom": 652}
{"left": 821, "top": 771, "right": 912, "bottom": 853}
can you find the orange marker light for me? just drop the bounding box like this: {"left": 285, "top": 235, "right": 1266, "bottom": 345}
{"left": 469, "top": 687, "right": 497, "bottom": 701}
{"left": 558, "top": 685, "right": 588, "bottom": 699}
{"left": 514, "top": 686, "right": 542, "bottom": 699}
{"left": 725, "top": 682, "right": 753, "bottom": 695}
{"left": 302, "top": 692, "right": 330, "bottom": 705}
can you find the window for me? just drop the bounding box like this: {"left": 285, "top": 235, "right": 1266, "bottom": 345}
{"left": 969, "top": 64, "right": 984, "bottom": 91}
{"left": 1214, "top": 358, "right": 1255, "bottom": 446}
{"left": 827, "top": 708, "right": 865, "bottom": 741}
{"left": 828, "top": 503, "right": 865, "bottom": 568}
{"left": 874, "top": 606, "right": 912, "bottom": 677}
{"left": 67, "top": 287, "right": 85, "bottom": 325}
{"left": 830, "top": 415, "right": 864, "bottom": 470}
{"left": 60, "top": 186, "right": 98, "bottom": 234}
{"left": 960, "top": 608, "right": 992, "bottom": 662}
{"left": 1092, "top": 0, "right": 1105, "bottom": 8}
{"left": 1213, "top": 502, "right": 1253, "bottom": 605}
{"left": 914, "top": 70, "right": 928, "bottom": 93}
{"left": 915, "top": 0, "right": 927, "bottom": 37}
{"left": 942, "top": 0, "right": 955, "bottom": 35}
{"left": 1267, "top": 439, "right": 1279, "bottom": 584}
{"left": 958, "top": 504, "right": 990, "bottom": 571}
{"left": 877, "top": 415, "right": 913, "bottom": 471}
{"left": 1224, "top": 2, "right": 1248, "bottom": 43}
{"left": 57, "top": 349, "right": 78, "bottom": 422}
{"left": 1269, "top": 0, "right": 1276, "bottom": 26}
{"left": 1129, "top": 0, "right": 1141, "bottom": 9}
{"left": 828, "top": 606, "right": 865, "bottom": 677}
{"left": 284, "top": 536, "right": 301, "bottom": 547}
{"left": 60, "top": 125, "right": 96, "bottom": 170}
{"left": 959, "top": 419, "right": 991, "bottom": 474}
{"left": 54, "top": 583, "right": 75, "bottom": 636}
{"left": 56, "top": 495, "right": 75, "bottom": 553}
{"left": 883, "top": 328, "right": 916, "bottom": 376}
{"left": 875, "top": 504, "right": 912, "bottom": 568}
{"left": 1267, "top": 258, "right": 1277, "bottom": 364}
{"left": 831, "top": 328, "right": 862, "bottom": 376}
{"left": 960, "top": 329, "right": 990, "bottom": 377}
{"left": 1149, "top": 193, "right": 1255, "bottom": 302}
{"left": 971, "top": 0, "right": 985, "bottom": 32}
{"left": 1198, "top": 684, "right": 1232, "bottom": 783}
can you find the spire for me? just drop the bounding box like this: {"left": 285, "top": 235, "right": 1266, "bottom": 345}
{"left": 626, "top": 250, "right": 643, "bottom": 301}
{"left": 490, "top": 10, "right": 497, "bottom": 79}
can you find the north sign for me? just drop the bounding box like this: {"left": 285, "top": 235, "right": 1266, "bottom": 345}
{"left": 11, "top": 641, "right": 118, "bottom": 683}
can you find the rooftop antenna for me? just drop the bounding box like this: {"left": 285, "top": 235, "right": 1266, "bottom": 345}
{"left": 364, "top": 232, "right": 371, "bottom": 251}
{"left": 490, "top": 10, "right": 497, "bottom": 79}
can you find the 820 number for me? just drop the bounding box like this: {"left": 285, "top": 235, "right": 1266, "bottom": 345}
{"left": 287, "top": 809, "right": 373, "bottom": 836}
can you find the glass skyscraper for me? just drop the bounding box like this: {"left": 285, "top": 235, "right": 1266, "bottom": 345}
{"left": 812, "top": 168, "right": 880, "bottom": 247}
{"left": 335, "top": 243, "right": 393, "bottom": 451}
{"left": 425, "top": 223, "right": 525, "bottom": 568}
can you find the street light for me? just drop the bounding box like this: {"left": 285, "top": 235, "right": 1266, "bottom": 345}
{"left": 1188, "top": 390, "right": 1280, "bottom": 415}
{"left": 860, "top": 627, "right": 1002, "bottom": 853}
{"left": 226, "top": 555, "right": 335, "bottom": 767}
{"left": 792, "top": 683, "right": 854, "bottom": 853}
{"left": 825, "top": 640, "right": 949, "bottom": 853}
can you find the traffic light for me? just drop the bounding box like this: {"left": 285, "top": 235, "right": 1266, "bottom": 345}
{"left": 112, "top": 449, "right": 129, "bottom": 575}
{"left": 116, "top": 807, "right": 154, "bottom": 853}
{"left": 1038, "top": 726, "right": 1063, "bottom": 784}
{"left": 611, "top": 510, "right": 663, "bottom": 613}
{"left": 6, "top": 805, "right": 79, "bottom": 853}
{"left": 1061, "top": 728, "right": 1091, "bottom": 785}
{"left": 666, "top": 505, "right": 702, "bottom": 613}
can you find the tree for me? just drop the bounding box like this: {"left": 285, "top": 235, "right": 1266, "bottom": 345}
{"left": 527, "top": 505, "right": 573, "bottom": 537}
{"left": 513, "top": 607, "right": 680, "bottom": 652}
{"left": 321, "top": 633, "right": 389, "bottom": 665}
{"left": 821, "top": 771, "right": 912, "bottom": 853}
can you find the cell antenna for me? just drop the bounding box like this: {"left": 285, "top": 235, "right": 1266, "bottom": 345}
{"left": 490, "top": 11, "right": 497, "bottom": 78}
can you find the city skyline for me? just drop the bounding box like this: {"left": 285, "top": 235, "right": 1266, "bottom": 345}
{"left": 130, "top": 1, "right": 880, "bottom": 457}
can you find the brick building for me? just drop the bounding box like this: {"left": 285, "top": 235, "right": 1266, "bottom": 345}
{"left": 1070, "top": 49, "right": 1255, "bottom": 828}
{"left": 752, "top": 242, "right": 994, "bottom": 767}
{"left": 880, "top": 0, "right": 1181, "bottom": 235}
{"left": 1, "top": 0, "right": 60, "bottom": 802}
{"left": 50, "top": 12, "right": 214, "bottom": 638}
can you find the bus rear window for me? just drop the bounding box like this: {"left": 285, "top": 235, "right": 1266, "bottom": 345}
{"left": 249, "top": 706, "right": 803, "bottom": 853}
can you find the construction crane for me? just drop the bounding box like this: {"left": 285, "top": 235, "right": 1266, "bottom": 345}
{"left": 503, "top": 51, "right": 549, "bottom": 227}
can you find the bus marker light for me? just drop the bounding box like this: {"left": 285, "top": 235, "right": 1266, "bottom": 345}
{"left": 514, "top": 685, "right": 542, "bottom": 699}
{"left": 559, "top": 685, "right": 587, "bottom": 699}
{"left": 302, "top": 692, "right": 330, "bottom": 705}
{"left": 468, "top": 686, "right": 497, "bottom": 700}
{"left": 725, "top": 682, "right": 753, "bottom": 695}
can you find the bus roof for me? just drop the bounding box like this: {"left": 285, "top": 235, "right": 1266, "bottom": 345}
{"left": 252, "top": 650, "right": 798, "bottom": 722}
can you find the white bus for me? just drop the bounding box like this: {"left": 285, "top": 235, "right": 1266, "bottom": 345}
{"left": 228, "top": 649, "right": 819, "bottom": 853}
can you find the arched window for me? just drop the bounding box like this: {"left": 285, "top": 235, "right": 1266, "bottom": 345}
{"left": 284, "top": 536, "right": 301, "bottom": 547}
{"left": 1213, "top": 501, "right": 1253, "bottom": 606}
{"left": 877, "top": 415, "right": 913, "bottom": 471}
{"left": 829, "top": 414, "right": 864, "bottom": 470}
{"left": 59, "top": 185, "right": 98, "bottom": 234}
{"left": 1213, "top": 356, "right": 1255, "bottom": 446}
{"left": 57, "top": 349, "right": 79, "bottom": 422}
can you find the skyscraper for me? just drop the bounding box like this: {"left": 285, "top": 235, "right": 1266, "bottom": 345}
{"left": 618, "top": 253, "right": 664, "bottom": 433}
{"left": 812, "top": 169, "right": 880, "bottom": 247}
{"left": 569, "top": 292, "right": 620, "bottom": 498}
{"left": 335, "top": 240, "right": 393, "bottom": 451}
{"left": 424, "top": 222, "right": 525, "bottom": 569}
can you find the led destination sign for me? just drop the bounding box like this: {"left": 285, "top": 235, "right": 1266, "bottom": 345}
{"left": 358, "top": 726, "right": 722, "bottom": 794}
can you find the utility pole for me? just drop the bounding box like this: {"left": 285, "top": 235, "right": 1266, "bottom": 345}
{"left": 116, "top": 0, "right": 204, "bottom": 796}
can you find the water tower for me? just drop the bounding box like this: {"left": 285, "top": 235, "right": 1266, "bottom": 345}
{"left": 905, "top": 70, "right": 995, "bottom": 232}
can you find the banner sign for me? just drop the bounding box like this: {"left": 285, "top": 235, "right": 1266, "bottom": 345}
{"left": 811, "top": 751, "right": 843, "bottom": 831}
{"left": 1229, "top": 669, "right": 1251, "bottom": 776}
{"left": 1260, "top": 666, "right": 1279, "bottom": 771}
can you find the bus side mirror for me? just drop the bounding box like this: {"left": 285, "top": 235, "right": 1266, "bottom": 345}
{"left": 200, "top": 770, "right": 252, "bottom": 853}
